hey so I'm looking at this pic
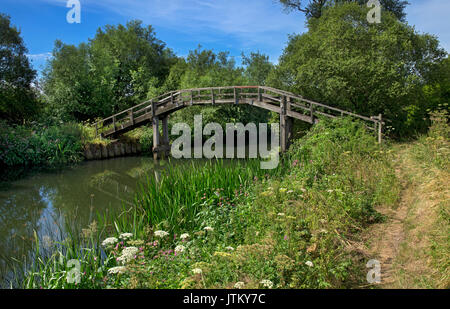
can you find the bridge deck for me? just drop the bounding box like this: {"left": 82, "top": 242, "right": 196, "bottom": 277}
{"left": 94, "top": 86, "right": 382, "bottom": 142}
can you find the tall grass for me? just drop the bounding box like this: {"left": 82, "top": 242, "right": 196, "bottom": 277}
{"left": 132, "top": 159, "right": 281, "bottom": 234}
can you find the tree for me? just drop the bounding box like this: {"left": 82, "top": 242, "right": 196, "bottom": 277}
{"left": 0, "top": 14, "right": 38, "bottom": 122}
{"left": 242, "top": 51, "right": 274, "bottom": 85}
{"left": 43, "top": 20, "right": 176, "bottom": 121}
{"left": 268, "top": 3, "right": 447, "bottom": 136}
{"left": 279, "top": 0, "right": 409, "bottom": 21}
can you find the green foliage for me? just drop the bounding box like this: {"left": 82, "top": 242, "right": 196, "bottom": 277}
{"left": 18, "top": 119, "right": 400, "bottom": 289}
{"left": 412, "top": 106, "right": 449, "bottom": 170}
{"left": 241, "top": 51, "right": 274, "bottom": 86}
{"left": 269, "top": 3, "right": 447, "bottom": 137}
{"left": 0, "top": 121, "right": 84, "bottom": 170}
{"left": 43, "top": 20, "right": 176, "bottom": 121}
{"left": 165, "top": 46, "right": 271, "bottom": 128}
{"left": 0, "top": 14, "right": 38, "bottom": 122}
{"left": 279, "top": 0, "right": 409, "bottom": 21}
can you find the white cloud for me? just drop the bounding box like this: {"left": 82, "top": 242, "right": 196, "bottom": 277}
{"left": 406, "top": 0, "right": 450, "bottom": 52}
{"left": 36, "top": 0, "right": 306, "bottom": 62}
{"left": 27, "top": 52, "right": 53, "bottom": 61}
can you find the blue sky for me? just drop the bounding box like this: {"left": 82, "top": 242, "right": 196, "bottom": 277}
{"left": 1, "top": 0, "right": 449, "bottom": 75}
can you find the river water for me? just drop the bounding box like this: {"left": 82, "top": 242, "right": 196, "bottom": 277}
{"left": 0, "top": 156, "right": 169, "bottom": 287}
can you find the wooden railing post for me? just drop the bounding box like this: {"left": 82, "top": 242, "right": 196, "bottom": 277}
{"left": 211, "top": 89, "right": 215, "bottom": 105}
{"left": 378, "top": 114, "right": 383, "bottom": 144}
{"left": 130, "top": 108, "right": 134, "bottom": 125}
{"left": 190, "top": 91, "right": 193, "bottom": 106}
{"left": 113, "top": 116, "right": 116, "bottom": 133}
{"left": 280, "top": 96, "right": 288, "bottom": 152}
{"left": 310, "top": 103, "right": 315, "bottom": 124}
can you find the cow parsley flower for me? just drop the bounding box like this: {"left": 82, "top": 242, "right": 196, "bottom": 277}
{"left": 234, "top": 282, "right": 245, "bottom": 289}
{"left": 154, "top": 230, "right": 169, "bottom": 238}
{"left": 180, "top": 233, "right": 190, "bottom": 240}
{"left": 192, "top": 268, "right": 203, "bottom": 275}
{"left": 108, "top": 266, "right": 127, "bottom": 275}
{"left": 260, "top": 279, "right": 273, "bottom": 289}
{"left": 203, "top": 226, "right": 214, "bottom": 232}
{"left": 305, "top": 261, "right": 314, "bottom": 267}
{"left": 102, "top": 237, "right": 118, "bottom": 248}
{"left": 119, "top": 233, "right": 133, "bottom": 240}
{"left": 117, "top": 247, "right": 139, "bottom": 264}
{"left": 175, "top": 245, "right": 185, "bottom": 254}
{"left": 225, "top": 246, "right": 235, "bottom": 251}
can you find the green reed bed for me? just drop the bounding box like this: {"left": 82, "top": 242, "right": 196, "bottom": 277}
{"left": 134, "top": 159, "right": 280, "bottom": 235}
{"left": 13, "top": 158, "right": 278, "bottom": 289}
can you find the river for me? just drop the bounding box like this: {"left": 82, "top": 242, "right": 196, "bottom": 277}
{"left": 0, "top": 156, "right": 169, "bottom": 287}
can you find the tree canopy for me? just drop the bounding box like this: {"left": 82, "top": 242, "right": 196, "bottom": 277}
{"left": 43, "top": 21, "right": 176, "bottom": 121}
{"left": 279, "top": 0, "right": 409, "bottom": 21}
{"left": 0, "top": 14, "right": 38, "bottom": 122}
{"left": 268, "top": 3, "right": 447, "bottom": 136}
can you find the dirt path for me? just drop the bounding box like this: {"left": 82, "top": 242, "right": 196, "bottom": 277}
{"left": 366, "top": 144, "right": 449, "bottom": 288}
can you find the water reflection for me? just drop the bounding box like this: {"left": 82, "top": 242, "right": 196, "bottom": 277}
{"left": 0, "top": 156, "right": 164, "bottom": 287}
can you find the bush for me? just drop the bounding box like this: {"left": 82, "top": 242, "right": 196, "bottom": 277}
{"left": 0, "top": 121, "right": 84, "bottom": 169}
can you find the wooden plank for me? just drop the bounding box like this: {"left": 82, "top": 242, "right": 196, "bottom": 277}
{"left": 286, "top": 110, "right": 313, "bottom": 123}
{"left": 262, "top": 93, "right": 281, "bottom": 103}
{"left": 248, "top": 100, "right": 280, "bottom": 113}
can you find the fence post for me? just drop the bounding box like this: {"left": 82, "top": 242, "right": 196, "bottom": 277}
{"left": 378, "top": 114, "right": 383, "bottom": 144}
{"left": 280, "top": 96, "right": 288, "bottom": 152}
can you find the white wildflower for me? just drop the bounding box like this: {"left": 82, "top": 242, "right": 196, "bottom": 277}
{"left": 108, "top": 266, "right": 127, "bottom": 275}
{"left": 119, "top": 233, "right": 133, "bottom": 240}
{"left": 277, "top": 213, "right": 285, "bottom": 217}
{"left": 225, "top": 246, "right": 235, "bottom": 251}
{"left": 192, "top": 268, "right": 203, "bottom": 275}
{"left": 117, "top": 246, "right": 139, "bottom": 264}
{"left": 175, "top": 245, "right": 185, "bottom": 254}
{"left": 180, "top": 233, "right": 190, "bottom": 240}
{"left": 102, "top": 237, "right": 118, "bottom": 247}
{"left": 305, "top": 261, "right": 314, "bottom": 267}
{"left": 260, "top": 279, "right": 273, "bottom": 289}
{"left": 203, "top": 226, "right": 214, "bottom": 232}
{"left": 234, "top": 282, "right": 245, "bottom": 289}
{"left": 287, "top": 190, "right": 294, "bottom": 194}
{"left": 154, "top": 230, "right": 169, "bottom": 238}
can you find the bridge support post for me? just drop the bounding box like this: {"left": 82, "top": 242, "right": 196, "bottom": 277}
{"left": 162, "top": 115, "right": 170, "bottom": 157}
{"left": 152, "top": 116, "right": 161, "bottom": 160}
{"left": 152, "top": 115, "right": 170, "bottom": 160}
{"left": 280, "top": 96, "right": 293, "bottom": 152}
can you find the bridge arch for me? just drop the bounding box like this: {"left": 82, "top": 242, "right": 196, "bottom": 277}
{"left": 94, "top": 86, "right": 383, "bottom": 159}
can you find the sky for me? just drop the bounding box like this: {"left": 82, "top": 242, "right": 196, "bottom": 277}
{"left": 1, "top": 0, "right": 449, "bottom": 75}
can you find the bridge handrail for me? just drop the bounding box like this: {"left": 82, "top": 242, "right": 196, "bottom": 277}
{"left": 93, "top": 86, "right": 385, "bottom": 139}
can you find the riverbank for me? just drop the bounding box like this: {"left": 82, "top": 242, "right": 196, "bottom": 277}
{"left": 12, "top": 118, "right": 394, "bottom": 288}
{"left": 8, "top": 114, "right": 449, "bottom": 289}
{"left": 0, "top": 120, "right": 152, "bottom": 182}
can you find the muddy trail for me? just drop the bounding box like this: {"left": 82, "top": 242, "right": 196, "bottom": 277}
{"left": 366, "top": 144, "right": 449, "bottom": 289}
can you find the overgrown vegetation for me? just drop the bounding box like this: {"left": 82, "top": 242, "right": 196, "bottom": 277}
{"left": 1, "top": 1, "right": 449, "bottom": 290}
{"left": 15, "top": 119, "right": 401, "bottom": 289}
{"left": 0, "top": 120, "right": 84, "bottom": 172}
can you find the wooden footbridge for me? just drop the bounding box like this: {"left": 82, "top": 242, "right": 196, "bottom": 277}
{"left": 94, "top": 86, "right": 383, "bottom": 159}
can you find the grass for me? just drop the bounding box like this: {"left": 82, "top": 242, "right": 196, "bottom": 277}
{"left": 11, "top": 117, "right": 403, "bottom": 289}
{"left": 14, "top": 114, "right": 448, "bottom": 290}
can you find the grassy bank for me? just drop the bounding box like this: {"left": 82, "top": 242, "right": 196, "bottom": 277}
{"left": 13, "top": 117, "right": 406, "bottom": 289}
{"left": 367, "top": 109, "right": 449, "bottom": 288}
